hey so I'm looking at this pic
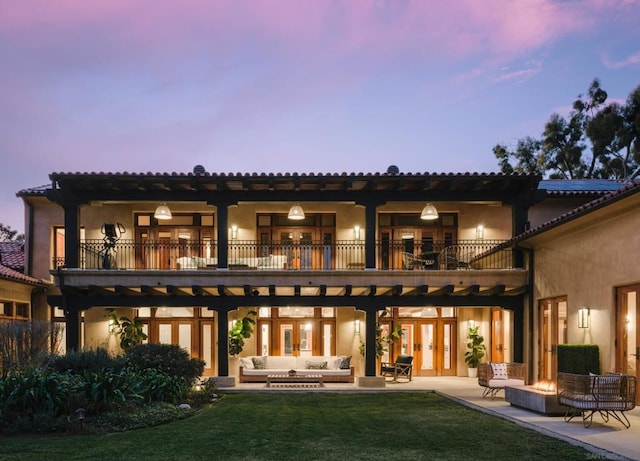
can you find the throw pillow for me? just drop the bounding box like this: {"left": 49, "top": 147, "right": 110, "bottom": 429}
{"left": 491, "top": 362, "right": 508, "bottom": 380}
{"left": 339, "top": 355, "right": 352, "bottom": 370}
{"left": 252, "top": 356, "right": 267, "bottom": 370}
{"left": 306, "top": 360, "right": 328, "bottom": 370}
{"left": 239, "top": 357, "right": 254, "bottom": 370}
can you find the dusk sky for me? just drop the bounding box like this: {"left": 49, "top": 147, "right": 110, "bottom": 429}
{"left": 1, "top": 0, "right": 639, "bottom": 234}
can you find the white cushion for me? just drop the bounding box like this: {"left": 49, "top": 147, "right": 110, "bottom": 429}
{"left": 239, "top": 357, "right": 254, "bottom": 369}
{"left": 491, "top": 362, "right": 508, "bottom": 380}
{"left": 487, "top": 378, "right": 525, "bottom": 388}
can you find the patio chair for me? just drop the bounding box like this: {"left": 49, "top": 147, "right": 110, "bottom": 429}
{"left": 380, "top": 355, "right": 414, "bottom": 382}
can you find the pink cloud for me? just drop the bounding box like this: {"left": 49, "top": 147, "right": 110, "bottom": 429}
{"left": 0, "top": 1, "right": 601, "bottom": 65}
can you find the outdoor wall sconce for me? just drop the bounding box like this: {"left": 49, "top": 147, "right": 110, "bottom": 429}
{"left": 288, "top": 204, "right": 305, "bottom": 220}
{"left": 468, "top": 319, "right": 476, "bottom": 329}
{"left": 354, "top": 225, "right": 361, "bottom": 240}
{"left": 578, "top": 307, "right": 590, "bottom": 328}
{"left": 420, "top": 203, "right": 439, "bottom": 220}
{"left": 154, "top": 203, "right": 172, "bottom": 220}
{"left": 231, "top": 225, "right": 238, "bottom": 240}
{"left": 354, "top": 319, "right": 360, "bottom": 334}
{"left": 476, "top": 225, "right": 485, "bottom": 240}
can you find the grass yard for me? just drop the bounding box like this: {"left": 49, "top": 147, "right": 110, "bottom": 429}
{"left": 0, "top": 392, "right": 593, "bottom": 460}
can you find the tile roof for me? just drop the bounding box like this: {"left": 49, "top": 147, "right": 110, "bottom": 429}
{"left": 0, "top": 242, "right": 47, "bottom": 285}
{"left": 511, "top": 180, "right": 640, "bottom": 245}
{"left": 0, "top": 264, "right": 46, "bottom": 285}
{"left": 0, "top": 241, "right": 24, "bottom": 271}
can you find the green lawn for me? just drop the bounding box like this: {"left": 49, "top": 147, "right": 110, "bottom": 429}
{"left": 0, "top": 392, "right": 593, "bottom": 460}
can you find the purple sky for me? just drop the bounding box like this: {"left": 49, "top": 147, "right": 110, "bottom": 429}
{"left": 1, "top": 0, "right": 639, "bottom": 234}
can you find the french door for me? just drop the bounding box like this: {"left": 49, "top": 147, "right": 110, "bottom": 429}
{"left": 274, "top": 319, "right": 317, "bottom": 357}
{"left": 538, "top": 296, "right": 567, "bottom": 381}
{"left": 279, "top": 229, "right": 317, "bottom": 270}
{"left": 616, "top": 284, "right": 640, "bottom": 403}
{"left": 398, "top": 320, "right": 457, "bottom": 376}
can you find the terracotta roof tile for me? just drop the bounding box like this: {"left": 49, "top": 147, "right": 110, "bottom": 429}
{"left": 512, "top": 180, "right": 640, "bottom": 245}
{"left": 0, "top": 264, "right": 46, "bottom": 285}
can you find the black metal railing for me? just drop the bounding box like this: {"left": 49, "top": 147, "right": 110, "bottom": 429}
{"left": 61, "top": 239, "right": 515, "bottom": 271}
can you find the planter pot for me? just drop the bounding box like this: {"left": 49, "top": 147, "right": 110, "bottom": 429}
{"left": 468, "top": 367, "right": 478, "bottom": 378}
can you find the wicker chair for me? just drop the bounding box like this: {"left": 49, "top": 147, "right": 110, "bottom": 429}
{"left": 557, "top": 372, "right": 637, "bottom": 428}
{"left": 478, "top": 362, "right": 527, "bottom": 399}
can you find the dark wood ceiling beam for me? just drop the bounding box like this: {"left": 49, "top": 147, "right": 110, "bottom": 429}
{"left": 455, "top": 284, "right": 479, "bottom": 296}
{"left": 405, "top": 284, "right": 428, "bottom": 296}
{"left": 217, "top": 285, "right": 233, "bottom": 296}
{"left": 167, "top": 285, "right": 191, "bottom": 296}
{"left": 428, "top": 285, "right": 454, "bottom": 296}
{"left": 503, "top": 286, "right": 528, "bottom": 296}
{"left": 115, "top": 285, "right": 140, "bottom": 296}
{"left": 141, "top": 285, "right": 166, "bottom": 296}
{"left": 88, "top": 285, "right": 113, "bottom": 296}
{"left": 319, "top": 285, "right": 327, "bottom": 296}
{"left": 363, "top": 285, "right": 377, "bottom": 296}
{"left": 478, "top": 285, "right": 506, "bottom": 296}
{"left": 339, "top": 285, "right": 353, "bottom": 296}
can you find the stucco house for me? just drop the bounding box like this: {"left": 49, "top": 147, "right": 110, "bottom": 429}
{"left": 12, "top": 167, "right": 637, "bottom": 389}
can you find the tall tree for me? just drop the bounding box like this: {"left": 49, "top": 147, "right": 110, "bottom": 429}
{"left": 0, "top": 224, "right": 24, "bottom": 242}
{"left": 495, "top": 79, "right": 640, "bottom": 179}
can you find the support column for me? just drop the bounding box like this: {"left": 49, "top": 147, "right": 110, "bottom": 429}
{"left": 63, "top": 204, "right": 81, "bottom": 268}
{"left": 64, "top": 301, "right": 81, "bottom": 352}
{"left": 216, "top": 308, "right": 230, "bottom": 376}
{"left": 216, "top": 204, "right": 229, "bottom": 269}
{"left": 512, "top": 201, "right": 530, "bottom": 268}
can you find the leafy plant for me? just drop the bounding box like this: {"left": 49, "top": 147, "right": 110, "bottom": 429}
{"left": 464, "top": 326, "right": 486, "bottom": 369}
{"left": 228, "top": 309, "right": 257, "bottom": 356}
{"left": 106, "top": 309, "right": 148, "bottom": 350}
{"left": 359, "top": 311, "right": 403, "bottom": 357}
{"left": 124, "top": 343, "right": 205, "bottom": 386}
{"left": 48, "top": 347, "right": 121, "bottom": 374}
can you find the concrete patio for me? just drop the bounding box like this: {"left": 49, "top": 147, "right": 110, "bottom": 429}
{"left": 221, "top": 376, "right": 640, "bottom": 460}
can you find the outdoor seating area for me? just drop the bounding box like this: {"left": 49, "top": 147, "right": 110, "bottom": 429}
{"left": 556, "top": 372, "right": 637, "bottom": 428}
{"left": 380, "top": 355, "right": 414, "bottom": 382}
{"left": 238, "top": 355, "right": 355, "bottom": 383}
{"left": 478, "top": 362, "right": 527, "bottom": 399}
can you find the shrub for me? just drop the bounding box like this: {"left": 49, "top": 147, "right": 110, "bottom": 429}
{"left": 557, "top": 344, "right": 600, "bottom": 374}
{"left": 0, "top": 369, "right": 84, "bottom": 424}
{"left": 124, "top": 343, "right": 205, "bottom": 385}
{"left": 0, "top": 321, "right": 63, "bottom": 376}
{"left": 47, "top": 348, "right": 122, "bottom": 374}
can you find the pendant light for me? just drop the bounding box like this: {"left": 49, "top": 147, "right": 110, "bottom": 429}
{"left": 154, "top": 203, "right": 172, "bottom": 220}
{"left": 288, "top": 204, "right": 305, "bottom": 220}
{"left": 420, "top": 203, "right": 438, "bottom": 220}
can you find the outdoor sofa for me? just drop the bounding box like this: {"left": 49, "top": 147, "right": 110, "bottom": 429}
{"left": 238, "top": 355, "right": 355, "bottom": 383}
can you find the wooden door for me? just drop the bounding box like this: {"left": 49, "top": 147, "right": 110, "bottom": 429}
{"left": 538, "top": 297, "right": 567, "bottom": 381}
{"left": 278, "top": 229, "right": 318, "bottom": 270}
{"left": 617, "top": 284, "right": 640, "bottom": 403}
{"left": 491, "top": 308, "right": 505, "bottom": 363}
{"left": 399, "top": 320, "right": 456, "bottom": 376}
{"left": 274, "top": 319, "right": 318, "bottom": 357}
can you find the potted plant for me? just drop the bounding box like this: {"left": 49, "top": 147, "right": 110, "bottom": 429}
{"left": 464, "top": 325, "right": 486, "bottom": 378}
{"left": 106, "top": 308, "right": 148, "bottom": 350}
{"left": 228, "top": 309, "right": 257, "bottom": 356}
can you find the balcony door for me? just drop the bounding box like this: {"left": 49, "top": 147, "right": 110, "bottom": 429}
{"left": 396, "top": 317, "right": 457, "bottom": 377}
{"left": 279, "top": 229, "right": 317, "bottom": 270}
{"left": 538, "top": 296, "right": 567, "bottom": 381}
{"left": 616, "top": 284, "right": 640, "bottom": 403}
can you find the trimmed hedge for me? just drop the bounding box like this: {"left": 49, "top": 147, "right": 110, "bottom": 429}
{"left": 557, "top": 344, "right": 600, "bottom": 375}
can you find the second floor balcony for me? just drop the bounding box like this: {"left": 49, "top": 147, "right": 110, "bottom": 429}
{"left": 60, "top": 239, "right": 516, "bottom": 271}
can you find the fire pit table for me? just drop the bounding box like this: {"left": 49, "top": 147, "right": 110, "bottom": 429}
{"left": 504, "top": 382, "right": 565, "bottom": 416}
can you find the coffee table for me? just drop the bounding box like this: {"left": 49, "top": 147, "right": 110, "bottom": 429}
{"left": 266, "top": 374, "right": 324, "bottom": 388}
